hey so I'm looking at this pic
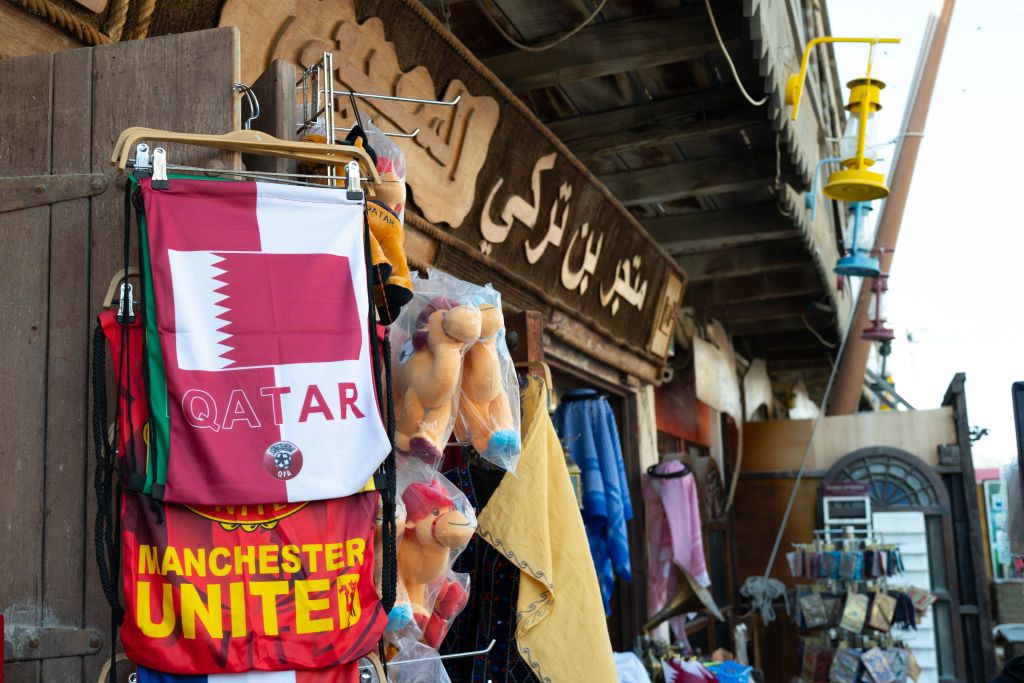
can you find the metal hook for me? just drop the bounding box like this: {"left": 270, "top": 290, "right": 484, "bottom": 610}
{"left": 335, "top": 125, "right": 420, "bottom": 140}
{"left": 233, "top": 83, "right": 261, "bottom": 130}
{"left": 333, "top": 89, "right": 462, "bottom": 107}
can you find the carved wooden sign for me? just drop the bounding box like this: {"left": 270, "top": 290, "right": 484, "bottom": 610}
{"left": 219, "top": 0, "right": 685, "bottom": 359}
{"left": 221, "top": 0, "right": 499, "bottom": 229}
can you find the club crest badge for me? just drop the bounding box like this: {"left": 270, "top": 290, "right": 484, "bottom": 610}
{"left": 263, "top": 440, "right": 303, "bottom": 480}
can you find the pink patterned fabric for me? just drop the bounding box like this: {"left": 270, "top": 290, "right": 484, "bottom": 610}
{"left": 643, "top": 461, "right": 710, "bottom": 644}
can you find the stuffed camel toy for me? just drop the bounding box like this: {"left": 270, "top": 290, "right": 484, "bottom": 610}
{"left": 455, "top": 302, "right": 521, "bottom": 462}
{"left": 398, "top": 479, "right": 475, "bottom": 644}
{"left": 394, "top": 299, "right": 481, "bottom": 464}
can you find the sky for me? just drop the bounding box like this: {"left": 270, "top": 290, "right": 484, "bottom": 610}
{"left": 826, "top": 0, "right": 1024, "bottom": 467}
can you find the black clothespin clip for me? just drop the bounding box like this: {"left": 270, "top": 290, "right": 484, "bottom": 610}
{"left": 152, "top": 147, "right": 169, "bottom": 190}
{"left": 117, "top": 281, "right": 135, "bottom": 324}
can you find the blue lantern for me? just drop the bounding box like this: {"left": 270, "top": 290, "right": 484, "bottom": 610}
{"left": 834, "top": 201, "right": 880, "bottom": 277}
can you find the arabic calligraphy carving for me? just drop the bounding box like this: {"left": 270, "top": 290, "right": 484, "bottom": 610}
{"left": 480, "top": 153, "right": 556, "bottom": 247}
{"left": 480, "top": 153, "right": 649, "bottom": 309}
{"left": 219, "top": 0, "right": 500, "bottom": 229}
{"left": 560, "top": 222, "right": 603, "bottom": 295}
{"left": 599, "top": 255, "right": 649, "bottom": 315}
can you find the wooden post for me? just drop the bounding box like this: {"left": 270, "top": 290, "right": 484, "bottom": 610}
{"left": 505, "top": 310, "right": 544, "bottom": 365}
{"left": 829, "top": 0, "right": 956, "bottom": 414}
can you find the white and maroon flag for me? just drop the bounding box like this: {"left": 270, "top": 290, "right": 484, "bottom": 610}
{"left": 140, "top": 178, "right": 389, "bottom": 505}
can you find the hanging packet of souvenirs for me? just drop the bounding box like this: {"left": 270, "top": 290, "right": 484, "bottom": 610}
{"left": 861, "top": 646, "right": 897, "bottom": 683}
{"left": 119, "top": 490, "right": 386, "bottom": 674}
{"left": 828, "top": 647, "right": 863, "bottom": 683}
{"left": 798, "top": 592, "right": 829, "bottom": 629}
{"left": 906, "top": 586, "right": 936, "bottom": 614}
{"left": 786, "top": 550, "right": 803, "bottom": 578}
{"left": 96, "top": 308, "right": 152, "bottom": 493}
{"left": 135, "top": 177, "right": 389, "bottom": 504}
{"left": 839, "top": 551, "right": 862, "bottom": 580}
{"left": 840, "top": 592, "right": 869, "bottom": 633}
{"left": 868, "top": 592, "right": 898, "bottom": 632}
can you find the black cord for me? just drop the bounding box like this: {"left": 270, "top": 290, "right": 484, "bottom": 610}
{"left": 362, "top": 210, "right": 398, "bottom": 620}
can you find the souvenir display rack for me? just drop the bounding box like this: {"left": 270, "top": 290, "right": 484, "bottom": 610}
{"left": 785, "top": 527, "right": 936, "bottom": 683}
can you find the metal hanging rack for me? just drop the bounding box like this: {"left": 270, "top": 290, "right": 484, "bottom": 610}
{"left": 297, "top": 51, "right": 463, "bottom": 148}
{"left": 356, "top": 639, "right": 497, "bottom": 677}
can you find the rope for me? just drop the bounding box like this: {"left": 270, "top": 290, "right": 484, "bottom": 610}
{"left": 740, "top": 280, "right": 859, "bottom": 624}
{"left": 91, "top": 322, "right": 125, "bottom": 668}
{"left": 126, "top": 0, "right": 155, "bottom": 40}
{"left": 476, "top": 0, "right": 609, "bottom": 53}
{"left": 362, "top": 212, "right": 398, "bottom": 619}
{"left": 740, "top": 576, "right": 787, "bottom": 624}
{"left": 380, "top": 333, "right": 398, "bottom": 614}
{"left": 702, "top": 0, "right": 767, "bottom": 107}
{"left": 102, "top": 0, "right": 129, "bottom": 41}
{"left": 7, "top": 0, "right": 111, "bottom": 45}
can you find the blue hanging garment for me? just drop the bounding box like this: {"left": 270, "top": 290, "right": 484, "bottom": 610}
{"left": 554, "top": 389, "right": 633, "bottom": 614}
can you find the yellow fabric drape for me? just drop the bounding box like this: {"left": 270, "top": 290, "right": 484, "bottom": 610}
{"left": 477, "top": 377, "right": 616, "bottom": 682}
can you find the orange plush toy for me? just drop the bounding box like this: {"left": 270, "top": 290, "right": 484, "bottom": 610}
{"left": 366, "top": 163, "right": 413, "bottom": 324}
{"left": 394, "top": 299, "right": 481, "bottom": 465}
{"left": 455, "top": 302, "right": 521, "bottom": 466}
{"left": 398, "top": 479, "right": 475, "bottom": 633}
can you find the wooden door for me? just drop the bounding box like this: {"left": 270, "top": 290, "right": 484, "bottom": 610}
{"left": 0, "top": 29, "right": 238, "bottom": 682}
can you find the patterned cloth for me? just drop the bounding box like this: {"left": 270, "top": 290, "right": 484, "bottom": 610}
{"left": 553, "top": 389, "right": 633, "bottom": 613}
{"left": 440, "top": 465, "right": 539, "bottom": 683}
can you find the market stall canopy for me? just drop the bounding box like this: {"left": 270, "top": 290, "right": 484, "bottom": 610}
{"left": 414, "top": 0, "right": 852, "bottom": 400}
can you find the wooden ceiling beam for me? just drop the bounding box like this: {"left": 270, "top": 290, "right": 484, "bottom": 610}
{"left": 675, "top": 238, "right": 810, "bottom": 282}
{"left": 482, "top": 8, "right": 740, "bottom": 91}
{"left": 598, "top": 156, "right": 774, "bottom": 206}
{"left": 685, "top": 265, "right": 824, "bottom": 307}
{"left": 545, "top": 90, "right": 762, "bottom": 160}
{"left": 708, "top": 295, "right": 831, "bottom": 325}
{"left": 644, "top": 204, "right": 796, "bottom": 255}
{"left": 728, "top": 315, "right": 833, "bottom": 337}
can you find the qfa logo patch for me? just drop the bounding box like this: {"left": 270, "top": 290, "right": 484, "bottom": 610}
{"left": 263, "top": 440, "right": 303, "bottom": 480}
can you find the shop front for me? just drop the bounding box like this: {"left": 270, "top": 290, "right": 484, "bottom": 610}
{"left": 0, "top": 1, "right": 688, "bottom": 681}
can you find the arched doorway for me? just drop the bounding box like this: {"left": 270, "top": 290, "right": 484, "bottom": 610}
{"left": 821, "top": 447, "right": 964, "bottom": 683}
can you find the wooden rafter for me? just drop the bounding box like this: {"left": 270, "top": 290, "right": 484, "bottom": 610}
{"left": 675, "top": 239, "right": 809, "bottom": 282}
{"left": 545, "top": 90, "right": 762, "bottom": 159}
{"left": 643, "top": 204, "right": 795, "bottom": 254}
{"left": 683, "top": 264, "right": 823, "bottom": 306}
{"left": 708, "top": 294, "right": 830, "bottom": 324}
{"left": 481, "top": 8, "right": 739, "bottom": 91}
{"left": 598, "top": 155, "right": 773, "bottom": 206}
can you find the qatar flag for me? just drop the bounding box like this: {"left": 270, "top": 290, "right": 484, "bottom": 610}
{"left": 138, "top": 178, "right": 389, "bottom": 505}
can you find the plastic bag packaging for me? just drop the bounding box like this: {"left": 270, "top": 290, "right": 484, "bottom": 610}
{"left": 420, "top": 568, "right": 470, "bottom": 649}
{"left": 451, "top": 275, "right": 521, "bottom": 473}
{"left": 392, "top": 271, "right": 482, "bottom": 466}
{"left": 396, "top": 457, "right": 477, "bottom": 640}
{"left": 364, "top": 119, "right": 407, "bottom": 223}
{"left": 387, "top": 637, "right": 453, "bottom": 683}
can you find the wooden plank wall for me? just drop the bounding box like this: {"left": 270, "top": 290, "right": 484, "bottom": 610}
{"left": 0, "top": 29, "right": 238, "bottom": 683}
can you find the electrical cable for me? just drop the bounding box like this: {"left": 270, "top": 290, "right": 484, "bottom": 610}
{"left": 740, "top": 277, "right": 859, "bottom": 623}
{"left": 803, "top": 312, "right": 838, "bottom": 349}
{"left": 477, "top": 0, "right": 609, "bottom": 53}
{"left": 703, "top": 0, "right": 768, "bottom": 106}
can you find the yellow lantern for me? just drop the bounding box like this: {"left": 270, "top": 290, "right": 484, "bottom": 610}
{"left": 826, "top": 77, "right": 888, "bottom": 201}
{"left": 786, "top": 37, "right": 900, "bottom": 203}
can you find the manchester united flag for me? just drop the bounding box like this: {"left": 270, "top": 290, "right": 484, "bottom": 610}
{"left": 120, "top": 490, "right": 386, "bottom": 674}
{"left": 137, "top": 178, "right": 390, "bottom": 504}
